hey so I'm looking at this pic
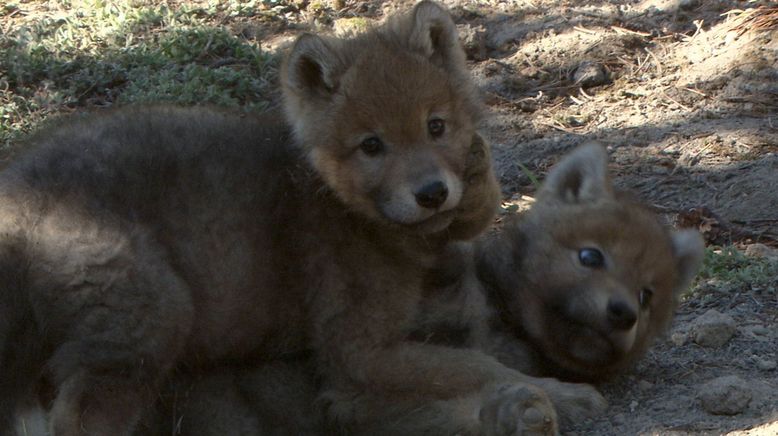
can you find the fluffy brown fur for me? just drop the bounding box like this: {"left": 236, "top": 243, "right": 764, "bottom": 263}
{"left": 134, "top": 143, "right": 703, "bottom": 436}
{"left": 135, "top": 358, "right": 321, "bottom": 436}
{"left": 0, "top": 2, "right": 602, "bottom": 435}
{"left": 475, "top": 143, "right": 705, "bottom": 383}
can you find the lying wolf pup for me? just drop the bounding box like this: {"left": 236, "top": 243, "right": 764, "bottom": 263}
{"left": 473, "top": 143, "right": 704, "bottom": 383}
{"left": 416, "top": 142, "right": 705, "bottom": 386}
{"left": 1, "top": 2, "right": 606, "bottom": 435}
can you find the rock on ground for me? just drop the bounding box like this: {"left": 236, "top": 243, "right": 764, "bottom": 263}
{"left": 698, "top": 375, "right": 753, "bottom": 416}
{"left": 744, "top": 243, "right": 778, "bottom": 260}
{"left": 690, "top": 309, "right": 737, "bottom": 348}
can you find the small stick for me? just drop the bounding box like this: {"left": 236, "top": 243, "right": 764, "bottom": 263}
{"left": 610, "top": 26, "right": 651, "bottom": 37}
{"left": 573, "top": 25, "right": 597, "bottom": 35}
{"left": 644, "top": 47, "right": 663, "bottom": 76}
{"left": 682, "top": 87, "right": 708, "bottom": 97}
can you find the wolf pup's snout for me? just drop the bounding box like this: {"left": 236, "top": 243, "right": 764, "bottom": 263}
{"left": 415, "top": 180, "right": 448, "bottom": 209}
{"left": 606, "top": 298, "right": 638, "bottom": 331}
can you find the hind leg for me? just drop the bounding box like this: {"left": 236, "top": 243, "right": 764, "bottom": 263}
{"left": 38, "top": 231, "right": 194, "bottom": 435}
{"left": 136, "top": 359, "right": 320, "bottom": 436}
{"left": 50, "top": 371, "right": 151, "bottom": 436}
{"left": 46, "top": 289, "right": 192, "bottom": 435}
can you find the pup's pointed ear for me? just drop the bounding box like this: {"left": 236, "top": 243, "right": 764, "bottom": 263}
{"left": 670, "top": 229, "right": 705, "bottom": 296}
{"left": 404, "top": 1, "right": 466, "bottom": 72}
{"left": 538, "top": 142, "right": 613, "bottom": 204}
{"left": 282, "top": 34, "right": 343, "bottom": 100}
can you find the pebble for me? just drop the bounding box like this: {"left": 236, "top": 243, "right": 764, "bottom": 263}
{"left": 638, "top": 380, "right": 654, "bottom": 391}
{"left": 519, "top": 65, "right": 542, "bottom": 79}
{"left": 571, "top": 61, "right": 609, "bottom": 88}
{"left": 678, "top": 0, "right": 700, "bottom": 10}
{"left": 751, "top": 325, "right": 769, "bottom": 336}
{"left": 457, "top": 24, "right": 487, "bottom": 61}
{"left": 756, "top": 359, "right": 777, "bottom": 371}
{"left": 698, "top": 375, "right": 752, "bottom": 415}
{"left": 670, "top": 331, "right": 688, "bottom": 346}
{"left": 744, "top": 243, "right": 778, "bottom": 259}
{"left": 690, "top": 309, "right": 736, "bottom": 348}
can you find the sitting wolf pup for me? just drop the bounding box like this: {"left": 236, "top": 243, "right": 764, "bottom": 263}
{"left": 0, "top": 2, "right": 603, "bottom": 435}
{"left": 135, "top": 143, "right": 702, "bottom": 435}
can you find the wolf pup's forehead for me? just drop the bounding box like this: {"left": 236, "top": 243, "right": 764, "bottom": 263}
{"left": 281, "top": 1, "right": 482, "bottom": 148}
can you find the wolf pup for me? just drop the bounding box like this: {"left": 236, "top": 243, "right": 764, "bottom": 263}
{"left": 474, "top": 143, "right": 705, "bottom": 383}
{"left": 0, "top": 1, "right": 598, "bottom": 435}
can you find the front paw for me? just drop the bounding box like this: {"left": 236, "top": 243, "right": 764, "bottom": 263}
{"left": 531, "top": 379, "right": 607, "bottom": 429}
{"left": 479, "top": 383, "right": 559, "bottom": 436}
{"left": 463, "top": 133, "right": 493, "bottom": 184}
{"left": 447, "top": 133, "right": 501, "bottom": 240}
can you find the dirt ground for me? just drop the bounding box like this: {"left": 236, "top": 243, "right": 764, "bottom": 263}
{"left": 286, "top": 1, "right": 776, "bottom": 434}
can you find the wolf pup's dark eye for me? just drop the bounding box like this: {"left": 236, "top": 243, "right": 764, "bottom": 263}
{"left": 360, "top": 136, "right": 384, "bottom": 156}
{"left": 428, "top": 118, "right": 445, "bottom": 138}
{"left": 640, "top": 287, "right": 654, "bottom": 308}
{"left": 578, "top": 248, "right": 604, "bottom": 268}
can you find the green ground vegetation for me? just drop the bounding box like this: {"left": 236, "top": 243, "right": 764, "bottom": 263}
{"left": 690, "top": 245, "right": 778, "bottom": 298}
{"left": 0, "top": 0, "right": 291, "bottom": 150}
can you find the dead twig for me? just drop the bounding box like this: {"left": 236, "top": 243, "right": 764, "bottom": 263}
{"left": 569, "top": 95, "right": 586, "bottom": 105}
{"left": 644, "top": 47, "right": 663, "bottom": 76}
{"left": 662, "top": 91, "right": 692, "bottom": 112}
{"left": 683, "top": 19, "right": 706, "bottom": 43}
{"left": 538, "top": 121, "right": 584, "bottom": 135}
{"left": 722, "top": 7, "right": 778, "bottom": 37}
{"left": 573, "top": 25, "right": 597, "bottom": 35}
{"left": 682, "top": 87, "right": 708, "bottom": 98}
{"left": 610, "top": 26, "right": 651, "bottom": 37}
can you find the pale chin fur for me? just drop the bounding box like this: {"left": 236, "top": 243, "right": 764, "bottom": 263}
{"left": 569, "top": 324, "right": 638, "bottom": 365}
{"left": 379, "top": 172, "right": 463, "bottom": 225}
{"left": 609, "top": 325, "right": 638, "bottom": 355}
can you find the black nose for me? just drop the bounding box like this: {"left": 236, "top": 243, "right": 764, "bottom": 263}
{"left": 607, "top": 299, "right": 637, "bottom": 330}
{"left": 414, "top": 181, "right": 448, "bottom": 209}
